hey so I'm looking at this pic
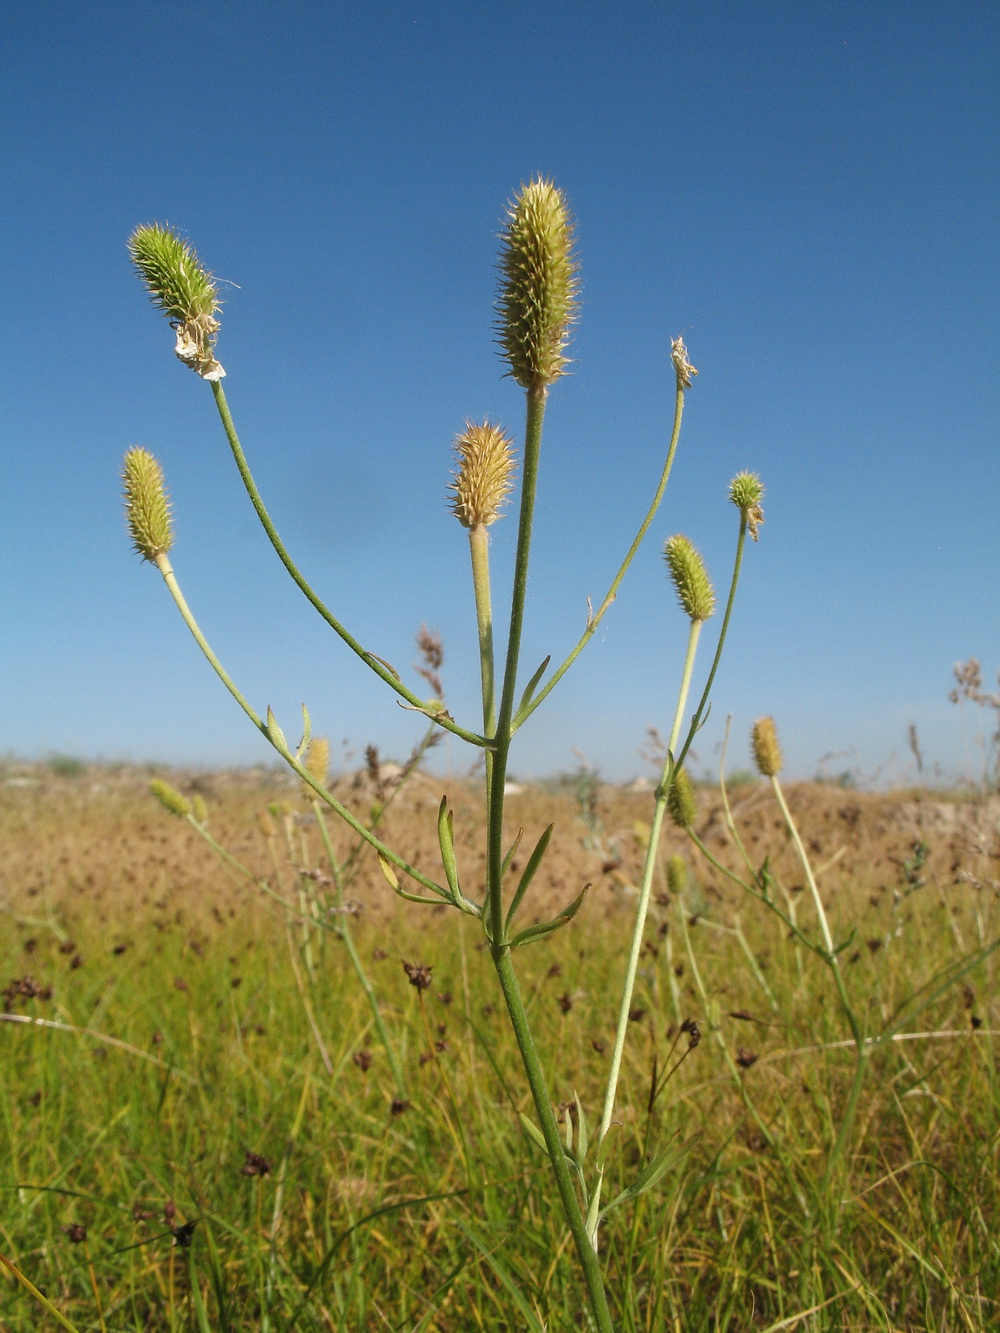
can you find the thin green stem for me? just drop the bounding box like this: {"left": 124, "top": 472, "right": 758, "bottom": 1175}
{"left": 209, "top": 381, "right": 488, "bottom": 750}
{"left": 154, "top": 554, "right": 447, "bottom": 900}
{"left": 469, "top": 523, "right": 496, "bottom": 734}
{"left": 588, "top": 618, "right": 703, "bottom": 1244}
{"left": 486, "top": 385, "right": 547, "bottom": 942}
{"left": 673, "top": 514, "right": 748, "bottom": 774}
{"left": 513, "top": 379, "right": 687, "bottom": 731}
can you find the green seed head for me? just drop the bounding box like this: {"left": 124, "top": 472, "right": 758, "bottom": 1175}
{"left": 150, "top": 778, "right": 191, "bottom": 818}
{"left": 664, "top": 535, "right": 715, "bottom": 622}
{"left": 667, "top": 768, "right": 697, "bottom": 829}
{"left": 122, "top": 447, "right": 173, "bottom": 562}
{"left": 448, "top": 421, "right": 517, "bottom": 528}
{"left": 666, "top": 853, "right": 688, "bottom": 895}
{"left": 128, "top": 224, "right": 225, "bottom": 380}
{"left": 751, "top": 716, "right": 783, "bottom": 777}
{"left": 729, "top": 471, "right": 766, "bottom": 541}
{"left": 496, "top": 178, "right": 579, "bottom": 392}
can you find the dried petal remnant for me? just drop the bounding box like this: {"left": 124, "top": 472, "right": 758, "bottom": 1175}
{"left": 129, "top": 224, "right": 225, "bottom": 380}
{"left": 730, "top": 471, "right": 766, "bottom": 541}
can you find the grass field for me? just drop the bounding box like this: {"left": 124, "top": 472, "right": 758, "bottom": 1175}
{"left": 1, "top": 762, "right": 998, "bottom": 1331}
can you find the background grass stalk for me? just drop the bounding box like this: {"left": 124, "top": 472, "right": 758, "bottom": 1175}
{"left": 310, "top": 798, "right": 406, "bottom": 1096}
{"left": 153, "top": 553, "right": 447, "bottom": 900}
{"left": 209, "top": 381, "right": 487, "bottom": 749}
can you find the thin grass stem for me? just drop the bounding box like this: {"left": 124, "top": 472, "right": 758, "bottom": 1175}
{"left": 513, "top": 381, "right": 687, "bottom": 731}
{"left": 209, "top": 381, "right": 488, "bottom": 750}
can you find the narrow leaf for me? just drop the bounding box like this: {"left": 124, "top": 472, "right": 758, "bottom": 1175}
{"left": 295, "top": 702, "right": 312, "bottom": 759}
{"left": 265, "top": 706, "right": 288, "bottom": 752}
{"left": 437, "top": 796, "right": 461, "bottom": 898}
{"left": 516, "top": 654, "right": 551, "bottom": 716}
{"left": 509, "top": 883, "right": 591, "bottom": 948}
{"left": 599, "top": 1138, "right": 689, "bottom": 1220}
{"left": 574, "top": 1089, "right": 588, "bottom": 1164}
{"left": 505, "top": 824, "right": 554, "bottom": 932}
{"left": 500, "top": 828, "right": 524, "bottom": 880}
{"left": 518, "top": 1112, "right": 548, "bottom": 1155}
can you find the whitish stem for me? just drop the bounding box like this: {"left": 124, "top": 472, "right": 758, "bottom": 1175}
{"left": 770, "top": 775, "right": 835, "bottom": 957}
{"left": 588, "top": 618, "right": 703, "bottom": 1246}
{"left": 468, "top": 521, "right": 497, "bottom": 801}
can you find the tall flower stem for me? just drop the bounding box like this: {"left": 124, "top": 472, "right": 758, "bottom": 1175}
{"left": 209, "top": 381, "right": 488, "bottom": 751}
{"left": 478, "top": 383, "right": 615, "bottom": 1331}
{"left": 487, "top": 384, "right": 547, "bottom": 941}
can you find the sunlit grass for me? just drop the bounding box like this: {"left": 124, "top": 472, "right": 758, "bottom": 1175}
{"left": 2, "top": 769, "right": 997, "bottom": 1330}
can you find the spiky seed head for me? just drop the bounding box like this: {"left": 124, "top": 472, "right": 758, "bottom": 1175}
{"left": 670, "top": 336, "right": 698, "bottom": 390}
{"left": 667, "top": 768, "right": 697, "bottom": 829}
{"left": 128, "top": 224, "right": 225, "bottom": 380}
{"left": 304, "top": 737, "right": 331, "bottom": 789}
{"left": 150, "top": 778, "right": 191, "bottom": 818}
{"left": 496, "top": 178, "right": 579, "bottom": 391}
{"left": 449, "top": 421, "right": 517, "bottom": 528}
{"left": 730, "top": 471, "right": 766, "bottom": 541}
{"left": 664, "top": 535, "right": 715, "bottom": 622}
{"left": 123, "top": 447, "right": 173, "bottom": 562}
{"left": 191, "top": 794, "right": 208, "bottom": 824}
{"left": 667, "top": 853, "right": 688, "bottom": 895}
{"left": 751, "top": 716, "right": 783, "bottom": 777}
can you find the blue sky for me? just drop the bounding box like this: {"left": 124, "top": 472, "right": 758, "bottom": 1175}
{"left": 2, "top": 1, "right": 997, "bottom": 784}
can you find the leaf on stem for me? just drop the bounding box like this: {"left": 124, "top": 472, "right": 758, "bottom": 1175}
{"left": 505, "top": 824, "right": 554, "bottom": 934}
{"left": 509, "top": 883, "right": 591, "bottom": 949}
{"left": 516, "top": 655, "right": 551, "bottom": 718}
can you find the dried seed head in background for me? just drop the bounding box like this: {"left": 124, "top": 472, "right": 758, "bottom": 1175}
{"left": 150, "top": 778, "right": 192, "bottom": 818}
{"left": 303, "top": 737, "right": 331, "bottom": 790}
{"left": 752, "top": 716, "right": 784, "bottom": 778}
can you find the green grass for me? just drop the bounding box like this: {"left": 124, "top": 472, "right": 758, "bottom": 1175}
{"left": 2, "top": 821, "right": 998, "bottom": 1333}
